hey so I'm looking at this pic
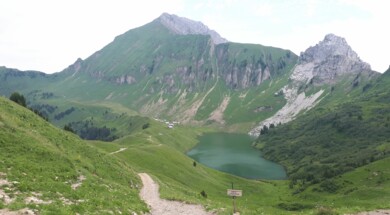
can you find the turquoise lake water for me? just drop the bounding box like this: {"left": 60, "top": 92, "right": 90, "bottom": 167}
{"left": 187, "top": 132, "right": 286, "bottom": 180}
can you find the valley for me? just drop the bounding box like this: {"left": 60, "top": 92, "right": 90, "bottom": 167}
{"left": 0, "top": 13, "right": 389, "bottom": 214}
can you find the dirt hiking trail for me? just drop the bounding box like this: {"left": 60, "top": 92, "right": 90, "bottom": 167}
{"left": 138, "top": 173, "right": 212, "bottom": 215}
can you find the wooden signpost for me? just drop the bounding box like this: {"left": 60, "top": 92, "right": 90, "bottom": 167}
{"left": 227, "top": 183, "right": 242, "bottom": 214}
{"left": 227, "top": 189, "right": 242, "bottom": 197}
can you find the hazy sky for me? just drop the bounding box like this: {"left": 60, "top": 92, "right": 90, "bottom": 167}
{"left": 1, "top": 0, "right": 389, "bottom": 73}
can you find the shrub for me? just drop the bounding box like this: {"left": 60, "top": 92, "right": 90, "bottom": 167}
{"left": 9, "top": 92, "right": 26, "bottom": 107}
{"left": 277, "top": 202, "right": 312, "bottom": 211}
{"left": 200, "top": 190, "right": 207, "bottom": 198}
{"left": 142, "top": 123, "right": 150, "bottom": 129}
{"left": 319, "top": 180, "right": 340, "bottom": 193}
{"left": 64, "top": 124, "right": 75, "bottom": 133}
{"left": 316, "top": 206, "right": 338, "bottom": 215}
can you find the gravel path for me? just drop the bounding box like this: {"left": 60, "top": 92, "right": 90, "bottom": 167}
{"left": 138, "top": 173, "right": 212, "bottom": 215}
{"left": 109, "top": 147, "right": 127, "bottom": 155}
{"left": 348, "top": 210, "right": 390, "bottom": 215}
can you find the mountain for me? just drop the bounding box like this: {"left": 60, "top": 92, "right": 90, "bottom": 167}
{"left": 0, "top": 15, "right": 380, "bottom": 139}
{"left": 0, "top": 13, "right": 298, "bottom": 135}
{"left": 1, "top": 14, "right": 389, "bottom": 214}
{"left": 249, "top": 34, "right": 379, "bottom": 136}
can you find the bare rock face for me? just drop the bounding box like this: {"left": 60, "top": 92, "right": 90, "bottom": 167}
{"left": 292, "top": 34, "right": 373, "bottom": 85}
{"left": 223, "top": 62, "right": 271, "bottom": 89}
{"left": 115, "top": 75, "right": 136, "bottom": 85}
{"left": 157, "top": 13, "right": 228, "bottom": 45}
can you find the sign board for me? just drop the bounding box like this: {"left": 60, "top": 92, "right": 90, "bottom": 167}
{"left": 227, "top": 189, "right": 242, "bottom": 197}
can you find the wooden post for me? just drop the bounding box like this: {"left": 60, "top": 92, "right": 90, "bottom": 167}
{"left": 227, "top": 184, "right": 242, "bottom": 214}
{"left": 232, "top": 182, "right": 236, "bottom": 214}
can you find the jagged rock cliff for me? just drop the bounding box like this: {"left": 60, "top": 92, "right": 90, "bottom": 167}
{"left": 291, "top": 34, "right": 373, "bottom": 85}
{"left": 215, "top": 44, "right": 294, "bottom": 89}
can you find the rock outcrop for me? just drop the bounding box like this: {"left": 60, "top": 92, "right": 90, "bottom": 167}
{"left": 115, "top": 75, "right": 136, "bottom": 85}
{"left": 157, "top": 13, "right": 228, "bottom": 45}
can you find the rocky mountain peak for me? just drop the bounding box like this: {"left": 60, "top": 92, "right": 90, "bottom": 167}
{"left": 292, "top": 33, "right": 373, "bottom": 84}
{"left": 156, "top": 13, "right": 228, "bottom": 45}
{"left": 250, "top": 34, "right": 376, "bottom": 136}
{"left": 300, "top": 34, "right": 361, "bottom": 64}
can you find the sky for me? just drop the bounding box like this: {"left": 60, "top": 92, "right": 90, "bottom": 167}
{"left": 1, "top": 0, "right": 389, "bottom": 74}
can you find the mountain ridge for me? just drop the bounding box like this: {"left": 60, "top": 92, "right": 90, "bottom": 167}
{"left": 0, "top": 14, "right": 381, "bottom": 135}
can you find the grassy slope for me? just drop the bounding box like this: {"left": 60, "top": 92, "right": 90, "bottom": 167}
{"left": 91, "top": 119, "right": 390, "bottom": 214}
{"left": 301, "top": 157, "right": 390, "bottom": 214}
{"left": 1, "top": 94, "right": 389, "bottom": 214}
{"left": 0, "top": 96, "right": 147, "bottom": 214}
{"left": 91, "top": 123, "right": 300, "bottom": 215}
{"left": 0, "top": 95, "right": 304, "bottom": 215}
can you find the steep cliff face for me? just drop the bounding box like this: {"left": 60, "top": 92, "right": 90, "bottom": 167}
{"left": 249, "top": 34, "right": 379, "bottom": 136}
{"left": 216, "top": 43, "right": 295, "bottom": 89}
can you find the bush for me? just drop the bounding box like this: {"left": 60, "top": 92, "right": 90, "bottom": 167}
{"left": 319, "top": 180, "right": 340, "bottom": 193}
{"left": 200, "top": 190, "right": 207, "bottom": 198}
{"left": 9, "top": 92, "right": 26, "bottom": 107}
{"left": 316, "top": 206, "right": 338, "bottom": 215}
{"left": 277, "top": 202, "right": 312, "bottom": 211}
{"left": 64, "top": 124, "right": 75, "bottom": 133}
{"left": 142, "top": 123, "right": 150, "bottom": 129}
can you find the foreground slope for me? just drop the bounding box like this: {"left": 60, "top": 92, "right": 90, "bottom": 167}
{"left": 1, "top": 88, "right": 389, "bottom": 214}
{"left": 93, "top": 119, "right": 390, "bottom": 214}
{"left": 0, "top": 96, "right": 147, "bottom": 214}
{"left": 0, "top": 96, "right": 320, "bottom": 214}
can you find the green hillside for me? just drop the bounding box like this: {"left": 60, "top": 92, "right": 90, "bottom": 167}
{"left": 256, "top": 67, "right": 390, "bottom": 191}
{"left": 0, "top": 16, "right": 298, "bottom": 134}
{"left": 0, "top": 96, "right": 148, "bottom": 214}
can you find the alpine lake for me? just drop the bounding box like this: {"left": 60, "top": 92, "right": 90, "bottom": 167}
{"left": 187, "top": 132, "right": 286, "bottom": 180}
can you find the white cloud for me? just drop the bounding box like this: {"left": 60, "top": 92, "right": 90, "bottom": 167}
{"left": 305, "top": 0, "right": 318, "bottom": 17}
{"left": 254, "top": 2, "right": 274, "bottom": 17}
